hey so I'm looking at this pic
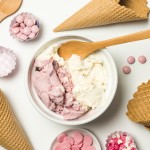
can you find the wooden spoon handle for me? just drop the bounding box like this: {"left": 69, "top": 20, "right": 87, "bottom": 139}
{"left": 92, "top": 29, "right": 150, "bottom": 50}
{"left": 0, "top": 12, "right": 6, "bottom": 22}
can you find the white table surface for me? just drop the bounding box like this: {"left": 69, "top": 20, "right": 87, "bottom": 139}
{"left": 1, "top": 0, "right": 150, "bottom": 149}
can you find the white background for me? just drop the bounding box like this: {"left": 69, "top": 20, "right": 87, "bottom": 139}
{"left": 1, "top": 0, "right": 150, "bottom": 149}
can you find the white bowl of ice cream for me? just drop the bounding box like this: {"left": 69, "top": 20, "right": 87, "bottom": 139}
{"left": 25, "top": 35, "right": 118, "bottom": 125}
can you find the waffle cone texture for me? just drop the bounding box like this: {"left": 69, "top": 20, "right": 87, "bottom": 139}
{"left": 127, "top": 80, "right": 150, "bottom": 130}
{"left": 0, "top": 90, "right": 33, "bottom": 150}
{"left": 54, "top": 0, "right": 149, "bottom": 32}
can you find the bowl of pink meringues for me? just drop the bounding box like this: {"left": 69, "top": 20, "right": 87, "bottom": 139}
{"left": 25, "top": 34, "right": 118, "bottom": 125}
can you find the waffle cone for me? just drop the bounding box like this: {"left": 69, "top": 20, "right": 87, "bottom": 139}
{"left": 0, "top": 90, "right": 33, "bottom": 150}
{"left": 126, "top": 80, "right": 150, "bottom": 130}
{"left": 54, "top": 0, "right": 149, "bottom": 32}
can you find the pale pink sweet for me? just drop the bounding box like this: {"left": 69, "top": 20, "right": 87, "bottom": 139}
{"left": 19, "top": 27, "right": 24, "bottom": 33}
{"left": 57, "top": 133, "right": 67, "bottom": 143}
{"left": 20, "top": 34, "right": 28, "bottom": 40}
{"left": 0, "top": 47, "right": 16, "bottom": 77}
{"left": 106, "top": 131, "right": 137, "bottom": 150}
{"left": 16, "top": 15, "right": 24, "bottom": 23}
{"left": 64, "top": 136, "right": 74, "bottom": 145}
{"left": 61, "top": 141, "right": 71, "bottom": 149}
{"left": 24, "top": 18, "right": 34, "bottom": 27}
{"left": 23, "top": 27, "right": 31, "bottom": 35}
{"left": 72, "top": 145, "right": 80, "bottom": 150}
{"left": 20, "top": 23, "right": 25, "bottom": 28}
{"left": 138, "top": 55, "right": 147, "bottom": 64}
{"left": 54, "top": 143, "right": 61, "bottom": 150}
{"left": 12, "top": 27, "right": 20, "bottom": 34}
{"left": 31, "top": 25, "right": 39, "bottom": 33}
{"left": 85, "top": 146, "right": 96, "bottom": 150}
{"left": 28, "top": 32, "right": 36, "bottom": 39}
{"left": 83, "top": 135, "right": 93, "bottom": 146}
{"left": 12, "top": 23, "right": 19, "bottom": 27}
{"left": 72, "top": 132, "right": 83, "bottom": 144}
{"left": 123, "top": 66, "right": 131, "bottom": 74}
{"left": 127, "top": 56, "right": 135, "bottom": 64}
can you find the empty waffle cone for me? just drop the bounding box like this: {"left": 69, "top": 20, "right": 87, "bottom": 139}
{"left": 54, "top": 0, "right": 149, "bottom": 32}
{"left": 126, "top": 80, "right": 150, "bottom": 130}
{"left": 0, "top": 90, "right": 33, "bottom": 150}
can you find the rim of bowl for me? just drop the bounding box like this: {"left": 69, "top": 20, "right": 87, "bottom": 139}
{"left": 25, "top": 33, "right": 118, "bottom": 125}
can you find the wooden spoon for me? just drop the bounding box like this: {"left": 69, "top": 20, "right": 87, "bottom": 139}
{"left": 58, "top": 29, "right": 150, "bottom": 60}
{"left": 0, "top": 0, "right": 22, "bottom": 22}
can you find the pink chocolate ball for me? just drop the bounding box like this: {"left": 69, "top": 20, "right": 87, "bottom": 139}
{"left": 12, "top": 27, "right": 20, "bottom": 34}
{"left": 19, "top": 27, "right": 24, "bottom": 33}
{"left": 20, "top": 23, "right": 25, "bottom": 28}
{"left": 138, "top": 56, "right": 147, "bottom": 64}
{"left": 16, "top": 15, "right": 24, "bottom": 23}
{"left": 127, "top": 56, "right": 135, "bottom": 64}
{"left": 23, "top": 27, "right": 31, "bottom": 35}
{"left": 123, "top": 66, "right": 131, "bottom": 74}
{"left": 24, "top": 18, "right": 34, "bottom": 27}
{"left": 31, "top": 25, "right": 39, "bottom": 33}
{"left": 20, "top": 34, "right": 28, "bottom": 40}
{"left": 28, "top": 32, "right": 36, "bottom": 39}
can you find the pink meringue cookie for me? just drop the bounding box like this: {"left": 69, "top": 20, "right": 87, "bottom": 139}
{"left": 0, "top": 46, "right": 17, "bottom": 77}
{"left": 106, "top": 131, "right": 137, "bottom": 150}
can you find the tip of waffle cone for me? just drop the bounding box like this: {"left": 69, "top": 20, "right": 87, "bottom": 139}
{"left": 0, "top": 90, "right": 33, "bottom": 150}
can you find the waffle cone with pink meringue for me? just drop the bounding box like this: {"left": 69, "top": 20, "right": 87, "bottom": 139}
{"left": 127, "top": 80, "right": 150, "bottom": 129}
{"left": 0, "top": 90, "right": 33, "bottom": 150}
{"left": 54, "top": 0, "right": 149, "bottom": 32}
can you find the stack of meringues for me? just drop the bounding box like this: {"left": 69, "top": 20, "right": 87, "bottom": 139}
{"left": 54, "top": 0, "right": 149, "bottom": 32}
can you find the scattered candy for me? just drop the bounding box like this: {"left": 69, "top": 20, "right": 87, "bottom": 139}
{"left": 138, "top": 55, "right": 147, "bottom": 64}
{"left": 123, "top": 66, "right": 131, "bottom": 74}
{"left": 10, "top": 12, "right": 40, "bottom": 41}
{"left": 106, "top": 131, "right": 137, "bottom": 150}
{"left": 53, "top": 130, "right": 96, "bottom": 150}
{"left": 127, "top": 56, "right": 135, "bottom": 64}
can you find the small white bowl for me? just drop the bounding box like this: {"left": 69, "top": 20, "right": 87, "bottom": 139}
{"left": 25, "top": 34, "right": 118, "bottom": 125}
{"left": 50, "top": 128, "right": 101, "bottom": 150}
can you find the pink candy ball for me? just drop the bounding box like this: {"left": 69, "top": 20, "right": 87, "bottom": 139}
{"left": 127, "top": 56, "right": 135, "bottom": 64}
{"left": 138, "top": 56, "right": 147, "bottom": 64}
{"left": 20, "top": 34, "right": 28, "bottom": 40}
{"left": 23, "top": 27, "right": 31, "bottom": 35}
{"left": 123, "top": 66, "right": 131, "bottom": 74}
{"left": 28, "top": 32, "right": 36, "bottom": 39}
{"left": 31, "top": 25, "right": 39, "bottom": 33}
{"left": 12, "top": 27, "right": 20, "bottom": 34}
{"left": 24, "top": 18, "right": 34, "bottom": 27}
{"left": 20, "top": 23, "right": 25, "bottom": 28}
{"left": 16, "top": 15, "right": 24, "bottom": 23}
